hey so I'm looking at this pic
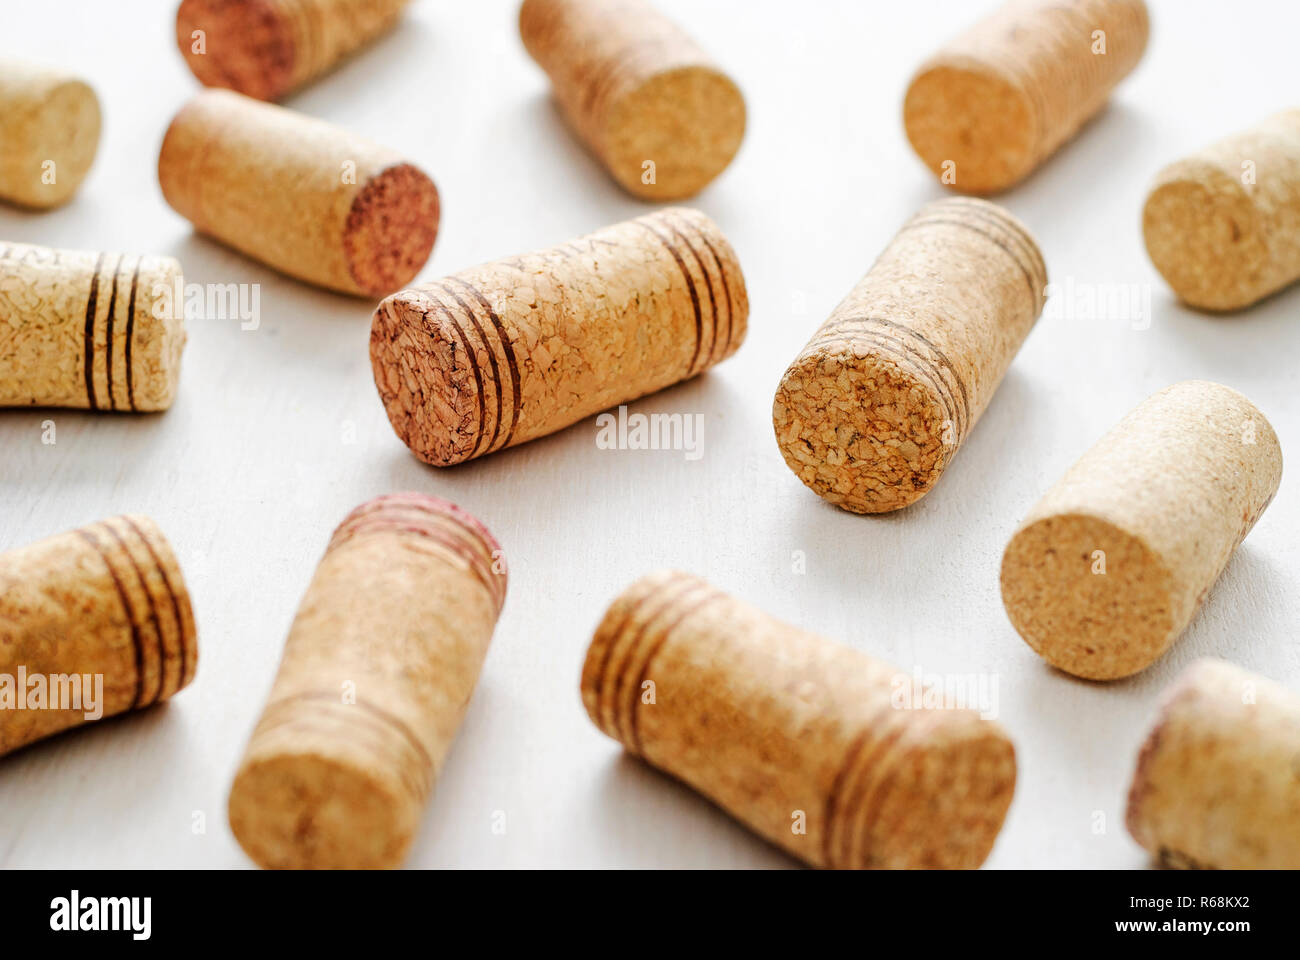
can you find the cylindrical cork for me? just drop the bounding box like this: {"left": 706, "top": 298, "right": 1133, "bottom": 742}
{"left": 1126, "top": 659, "right": 1300, "bottom": 869}
{"left": 0, "top": 241, "right": 187, "bottom": 411}
{"left": 582, "top": 571, "right": 1017, "bottom": 869}
{"left": 1001, "top": 381, "right": 1283, "bottom": 681}
{"left": 772, "top": 197, "right": 1046, "bottom": 514}
{"left": 1144, "top": 109, "right": 1300, "bottom": 311}
{"left": 519, "top": 0, "right": 746, "bottom": 200}
{"left": 0, "top": 58, "right": 101, "bottom": 209}
{"left": 0, "top": 516, "right": 198, "bottom": 757}
{"left": 175, "top": 0, "right": 411, "bottom": 102}
{"left": 903, "top": 0, "right": 1149, "bottom": 194}
{"left": 158, "top": 89, "right": 439, "bottom": 297}
{"left": 227, "top": 493, "right": 507, "bottom": 869}
{"left": 371, "top": 206, "right": 748, "bottom": 466}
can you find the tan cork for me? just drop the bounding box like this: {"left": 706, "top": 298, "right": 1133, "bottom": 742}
{"left": 1001, "top": 381, "right": 1282, "bottom": 681}
{"left": 904, "top": 0, "right": 1149, "bottom": 194}
{"left": 0, "top": 58, "right": 101, "bottom": 209}
{"left": 772, "top": 197, "right": 1046, "bottom": 514}
{"left": 158, "top": 89, "right": 439, "bottom": 297}
{"left": 0, "top": 516, "right": 198, "bottom": 758}
{"left": 1126, "top": 658, "right": 1300, "bottom": 869}
{"left": 0, "top": 241, "right": 187, "bottom": 411}
{"left": 371, "top": 206, "right": 748, "bottom": 466}
{"left": 175, "top": 0, "right": 411, "bottom": 102}
{"left": 1143, "top": 109, "right": 1300, "bottom": 312}
{"left": 519, "top": 0, "right": 746, "bottom": 200}
{"left": 227, "top": 493, "right": 507, "bottom": 869}
{"left": 582, "top": 571, "right": 1017, "bottom": 869}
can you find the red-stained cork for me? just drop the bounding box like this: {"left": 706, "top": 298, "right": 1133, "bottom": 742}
{"left": 227, "top": 493, "right": 507, "bottom": 869}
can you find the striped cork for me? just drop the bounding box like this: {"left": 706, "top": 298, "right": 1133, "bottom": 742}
{"left": 1127, "top": 659, "right": 1300, "bottom": 869}
{"left": 371, "top": 207, "right": 748, "bottom": 466}
{"left": 0, "top": 241, "right": 187, "bottom": 411}
{"left": 228, "top": 493, "right": 507, "bottom": 869}
{"left": 175, "top": 0, "right": 411, "bottom": 102}
{"left": 0, "top": 58, "right": 101, "bottom": 208}
{"left": 904, "top": 0, "right": 1149, "bottom": 194}
{"left": 1001, "top": 381, "right": 1283, "bottom": 681}
{"left": 582, "top": 572, "right": 1017, "bottom": 869}
{"left": 773, "top": 197, "right": 1046, "bottom": 514}
{"left": 1144, "top": 109, "right": 1300, "bottom": 311}
{"left": 158, "top": 89, "right": 439, "bottom": 297}
{"left": 520, "top": 0, "right": 746, "bottom": 200}
{"left": 0, "top": 516, "right": 198, "bottom": 758}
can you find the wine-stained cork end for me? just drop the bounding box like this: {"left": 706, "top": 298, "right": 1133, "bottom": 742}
{"left": 175, "top": 0, "right": 296, "bottom": 101}
{"left": 344, "top": 164, "right": 440, "bottom": 297}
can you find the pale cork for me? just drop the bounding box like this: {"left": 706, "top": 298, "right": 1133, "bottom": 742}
{"left": 158, "top": 89, "right": 439, "bottom": 297}
{"left": 0, "top": 58, "right": 101, "bottom": 209}
{"left": 1001, "top": 381, "right": 1282, "bottom": 681}
{"left": 581, "top": 571, "right": 1017, "bottom": 869}
{"left": 520, "top": 0, "right": 746, "bottom": 200}
{"left": 228, "top": 493, "right": 507, "bottom": 869}
{"left": 176, "top": 0, "right": 411, "bottom": 102}
{"left": 1126, "top": 659, "right": 1300, "bottom": 869}
{"left": 0, "top": 516, "right": 198, "bottom": 758}
{"left": 371, "top": 207, "right": 748, "bottom": 466}
{"left": 773, "top": 197, "right": 1046, "bottom": 514}
{"left": 0, "top": 241, "right": 187, "bottom": 411}
{"left": 1143, "top": 109, "right": 1300, "bottom": 311}
{"left": 904, "top": 0, "right": 1149, "bottom": 194}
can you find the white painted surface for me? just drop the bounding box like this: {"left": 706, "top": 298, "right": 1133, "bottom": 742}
{"left": 1, "top": 0, "right": 1297, "bottom": 869}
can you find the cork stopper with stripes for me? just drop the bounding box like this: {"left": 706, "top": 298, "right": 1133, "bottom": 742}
{"left": 773, "top": 197, "right": 1046, "bottom": 514}
{"left": 0, "top": 58, "right": 101, "bottom": 209}
{"left": 227, "top": 493, "right": 507, "bottom": 869}
{"left": 371, "top": 207, "right": 748, "bottom": 466}
{"left": 0, "top": 242, "right": 187, "bottom": 411}
{"left": 0, "top": 515, "right": 198, "bottom": 757}
{"left": 581, "top": 571, "right": 1017, "bottom": 869}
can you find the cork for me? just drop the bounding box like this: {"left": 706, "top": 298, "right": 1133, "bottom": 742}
{"left": 1001, "top": 381, "right": 1283, "bottom": 681}
{"left": 519, "top": 0, "right": 746, "bottom": 200}
{"left": 0, "top": 58, "right": 101, "bottom": 209}
{"left": 582, "top": 571, "right": 1016, "bottom": 869}
{"left": 158, "top": 89, "right": 439, "bottom": 297}
{"left": 0, "top": 241, "right": 187, "bottom": 411}
{"left": 903, "top": 0, "right": 1149, "bottom": 194}
{"left": 772, "top": 197, "right": 1046, "bottom": 514}
{"left": 1126, "top": 659, "right": 1300, "bottom": 869}
{"left": 175, "top": 0, "right": 411, "bottom": 102}
{"left": 227, "top": 493, "right": 507, "bottom": 869}
{"left": 0, "top": 516, "right": 198, "bottom": 758}
{"left": 1143, "top": 109, "right": 1300, "bottom": 311}
{"left": 371, "top": 206, "right": 748, "bottom": 466}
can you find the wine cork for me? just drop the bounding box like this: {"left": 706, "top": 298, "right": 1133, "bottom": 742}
{"left": 582, "top": 571, "right": 1017, "bottom": 869}
{"left": 772, "top": 197, "right": 1046, "bottom": 514}
{"left": 371, "top": 206, "right": 748, "bottom": 466}
{"left": 0, "top": 515, "right": 198, "bottom": 758}
{"left": 519, "top": 0, "right": 746, "bottom": 200}
{"left": 158, "top": 89, "right": 439, "bottom": 297}
{"left": 1143, "top": 109, "right": 1300, "bottom": 311}
{"left": 1126, "top": 659, "right": 1300, "bottom": 869}
{"left": 175, "top": 0, "right": 411, "bottom": 101}
{"left": 0, "top": 58, "right": 101, "bottom": 209}
{"left": 0, "top": 241, "right": 187, "bottom": 411}
{"left": 1001, "top": 381, "right": 1283, "bottom": 681}
{"left": 903, "top": 0, "right": 1149, "bottom": 194}
{"left": 228, "top": 493, "right": 507, "bottom": 869}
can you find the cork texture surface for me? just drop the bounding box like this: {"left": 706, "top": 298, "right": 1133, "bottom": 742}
{"left": 0, "top": 58, "right": 101, "bottom": 209}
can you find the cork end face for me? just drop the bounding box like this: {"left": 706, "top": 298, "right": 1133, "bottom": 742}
{"left": 773, "top": 348, "right": 952, "bottom": 514}
{"left": 903, "top": 63, "right": 1035, "bottom": 195}
{"left": 6, "top": 78, "right": 101, "bottom": 209}
{"left": 175, "top": 0, "right": 296, "bottom": 101}
{"left": 604, "top": 66, "right": 746, "bottom": 200}
{"left": 344, "top": 164, "right": 440, "bottom": 298}
{"left": 1001, "top": 513, "right": 1177, "bottom": 680}
{"left": 1143, "top": 167, "right": 1270, "bottom": 312}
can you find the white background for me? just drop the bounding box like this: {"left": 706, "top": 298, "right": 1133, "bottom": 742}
{"left": 1, "top": 0, "right": 1297, "bottom": 869}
